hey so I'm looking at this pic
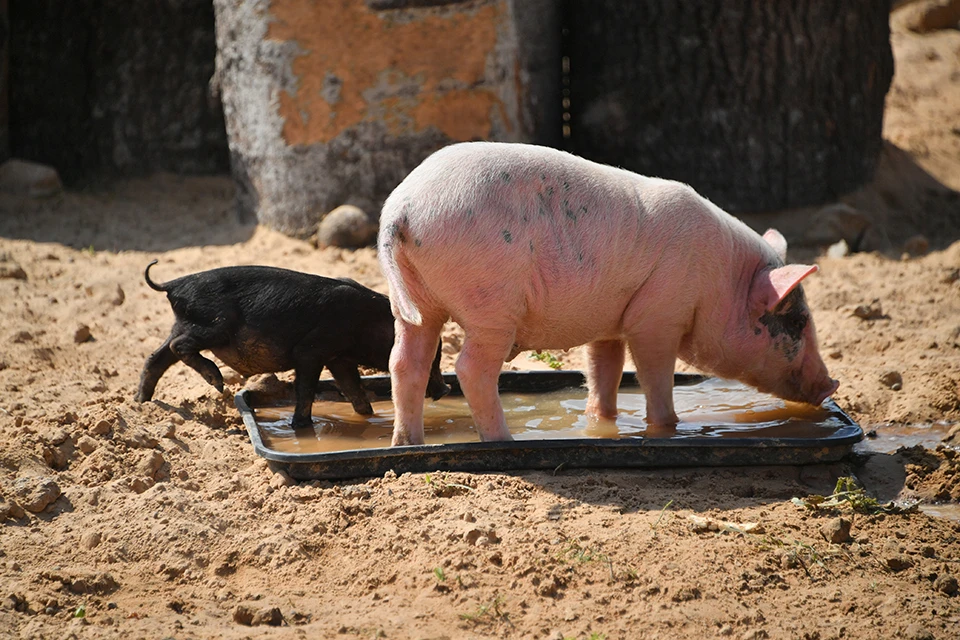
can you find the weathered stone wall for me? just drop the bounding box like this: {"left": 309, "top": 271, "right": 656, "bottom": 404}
{"left": 8, "top": 0, "right": 228, "bottom": 184}
{"left": 213, "top": 0, "right": 561, "bottom": 237}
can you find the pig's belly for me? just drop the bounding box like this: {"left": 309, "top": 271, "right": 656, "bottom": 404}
{"left": 513, "top": 307, "right": 623, "bottom": 351}
{"left": 210, "top": 342, "right": 291, "bottom": 376}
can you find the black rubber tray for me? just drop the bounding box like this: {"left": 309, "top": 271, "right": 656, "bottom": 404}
{"left": 235, "top": 371, "right": 863, "bottom": 480}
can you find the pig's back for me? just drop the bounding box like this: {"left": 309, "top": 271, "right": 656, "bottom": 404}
{"left": 383, "top": 142, "right": 706, "bottom": 346}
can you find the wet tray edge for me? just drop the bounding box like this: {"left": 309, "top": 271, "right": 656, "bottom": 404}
{"left": 235, "top": 372, "right": 864, "bottom": 479}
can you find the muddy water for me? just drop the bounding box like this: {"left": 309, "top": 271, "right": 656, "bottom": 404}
{"left": 254, "top": 378, "right": 847, "bottom": 454}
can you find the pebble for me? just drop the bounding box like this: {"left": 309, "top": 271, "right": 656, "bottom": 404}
{"left": 111, "top": 285, "right": 125, "bottom": 306}
{"left": 90, "top": 419, "right": 113, "bottom": 436}
{"left": 853, "top": 300, "right": 885, "bottom": 320}
{"left": 137, "top": 451, "right": 166, "bottom": 479}
{"left": 74, "top": 325, "right": 92, "bottom": 344}
{"left": 14, "top": 476, "right": 62, "bottom": 513}
{"left": 880, "top": 370, "right": 903, "bottom": 391}
{"left": 0, "top": 158, "right": 63, "bottom": 197}
{"left": 315, "top": 204, "right": 377, "bottom": 249}
{"left": 270, "top": 470, "right": 296, "bottom": 489}
{"left": 826, "top": 239, "right": 849, "bottom": 258}
{"left": 80, "top": 531, "right": 102, "bottom": 550}
{"left": 934, "top": 575, "right": 958, "bottom": 596}
{"left": 820, "top": 517, "right": 853, "bottom": 544}
{"left": 0, "top": 260, "right": 27, "bottom": 280}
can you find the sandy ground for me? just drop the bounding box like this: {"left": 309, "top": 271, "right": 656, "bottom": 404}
{"left": 1, "top": 8, "right": 960, "bottom": 640}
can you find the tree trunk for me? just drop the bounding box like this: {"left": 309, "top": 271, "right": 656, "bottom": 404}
{"left": 8, "top": 0, "right": 228, "bottom": 184}
{"left": 212, "top": 0, "right": 561, "bottom": 237}
{"left": 564, "top": 0, "right": 894, "bottom": 212}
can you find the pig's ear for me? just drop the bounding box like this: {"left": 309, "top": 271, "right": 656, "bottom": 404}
{"left": 762, "top": 229, "right": 788, "bottom": 262}
{"left": 751, "top": 264, "right": 819, "bottom": 313}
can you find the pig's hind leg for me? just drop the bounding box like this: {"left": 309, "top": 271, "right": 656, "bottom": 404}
{"left": 585, "top": 339, "right": 625, "bottom": 419}
{"left": 136, "top": 333, "right": 180, "bottom": 402}
{"left": 327, "top": 360, "right": 374, "bottom": 416}
{"left": 455, "top": 328, "right": 515, "bottom": 442}
{"left": 169, "top": 333, "right": 225, "bottom": 393}
{"left": 390, "top": 317, "right": 445, "bottom": 446}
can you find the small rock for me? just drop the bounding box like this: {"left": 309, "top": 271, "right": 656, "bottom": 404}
{"left": 0, "top": 261, "right": 27, "bottom": 280}
{"left": 80, "top": 531, "right": 102, "bottom": 550}
{"left": 251, "top": 606, "right": 284, "bottom": 626}
{"left": 11, "top": 330, "right": 33, "bottom": 343}
{"left": 270, "top": 470, "right": 295, "bottom": 489}
{"left": 905, "top": 0, "right": 960, "bottom": 34}
{"left": 0, "top": 159, "right": 63, "bottom": 197}
{"left": 903, "top": 234, "right": 930, "bottom": 257}
{"left": 0, "top": 501, "right": 26, "bottom": 522}
{"left": 805, "top": 203, "right": 872, "bottom": 248}
{"left": 45, "top": 428, "right": 70, "bottom": 446}
{"left": 904, "top": 623, "right": 936, "bottom": 640}
{"left": 137, "top": 451, "right": 166, "bottom": 480}
{"left": 853, "top": 300, "right": 885, "bottom": 320}
{"left": 880, "top": 370, "right": 903, "bottom": 390}
{"left": 158, "top": 421, "right": 177, "bottom": 439}
{"left": 820, "top": 517, "right": 853, "bottom": 544}
{"left": 130, "top": 478, "right": 152, "bottom": 494}
{"left": 934, "top": 574, "right": 958, "bottom": 596}
{"left": 15, "top": 477, "right": 62, "bottom": 513}
{"left": 826, "top": 239, "right": 849, "bottom": 258}
{"left": 315, "top": 205, "right": 377, "bottom": 249}
{"left": 111, "top": 285, "right": 125, "bottom": 306}
{"left": 90, "top": 419, "right": 113, "bottom": 436}
{"left": 942, "top": 268, "right": 960, "bottom": 284}
{"left": 885, "top": 555, "right": 914, "bottom": 572}
{"left": 74, "top": 325, "right": 92, "bottom": 344}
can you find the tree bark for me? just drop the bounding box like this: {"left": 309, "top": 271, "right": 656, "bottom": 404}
{"left": 212, "top": 0, "right": 561, "bottom": 237}
{"left": 564, "top": 0, "right": 894, "bottom": 212}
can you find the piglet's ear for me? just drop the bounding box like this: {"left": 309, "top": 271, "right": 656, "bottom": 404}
{"left": 752, "top": 264, "right": 819, "bottom": 313}
{"left": 762, "top": 229, "right": 788, "bottom": 262}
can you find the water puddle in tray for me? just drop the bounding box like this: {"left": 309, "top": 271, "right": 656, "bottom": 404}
{"left": 253, "top": 378, "right": 849, "bottom": 454}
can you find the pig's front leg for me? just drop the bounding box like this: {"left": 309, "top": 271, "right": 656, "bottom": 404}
{"left": 327, "top": 359, "right": 374, "bottom": 415}
{"left": 585, "top": 339, "right": 625, "bottom": 419}
{"left": 626, "top": 333, "right": 680, "bottom": 427}
{"left": 291, "top": 364, "right": 323, "bottom": 429}
{"left": 390, "top": 318, "right": 444, "bottom": 446}
{"left": 455, "top": 330, "right": 514, "bottom": 442}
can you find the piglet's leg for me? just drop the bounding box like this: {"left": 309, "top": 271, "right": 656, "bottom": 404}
{"left": 390, "top": 319, "right": 443, "bottom": 446}
{"left": 292, "top": 364, "right": 323, "bottom": 429}
{"left": 327, "top": 360, "right": 373, "bottom": 415}
{"left": 136, "top": 334, "right": 180, "bottom": 402}
{"left": 455, "top": 330, "right": 514, "bottom": 442}
{"left": 585, "top": 339, "right": 625, "bottom": 419}
{"left": 169, "top": 334, "right": 225, "bottom": 392}
{"left": 626, "top": 333, "right": 679, "bottom": 428}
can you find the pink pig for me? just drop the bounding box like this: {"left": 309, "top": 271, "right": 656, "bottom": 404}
{"left": 378, "top": 142, "right": 839, "bottom": 446}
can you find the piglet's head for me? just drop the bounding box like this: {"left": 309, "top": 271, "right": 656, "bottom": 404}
{"left": 735, "top": 232, "right": 839, "bottom": 406}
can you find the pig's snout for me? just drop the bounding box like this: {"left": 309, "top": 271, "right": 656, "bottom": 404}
{"left": 811, "top": 378, "right": 840, "bottom": 406}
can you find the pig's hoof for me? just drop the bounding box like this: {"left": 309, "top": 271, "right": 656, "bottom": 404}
{"left": 291, "top": 416, "right": 314, "bottom": 430}
{"left": 352, "top": 403, "right": 374, "bottom": 416}
{"left": 391, "top": 432, "right": 424, "bottom": 447}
